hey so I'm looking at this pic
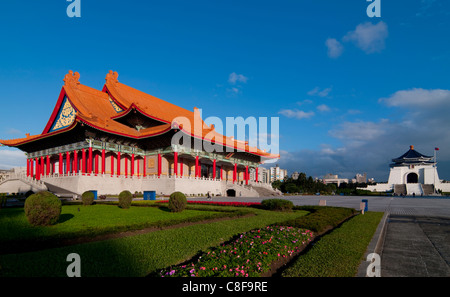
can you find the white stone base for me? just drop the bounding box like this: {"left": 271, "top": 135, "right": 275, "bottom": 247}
{"left": 1, "top": 173, "right": 277, "bottom": 197}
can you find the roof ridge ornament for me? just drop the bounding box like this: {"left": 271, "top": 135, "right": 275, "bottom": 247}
{"left": 64, "top": 70, "right": 81, "bottom": 87}
{"left": 106, "top": 70, "right": 119, "bottom": 84}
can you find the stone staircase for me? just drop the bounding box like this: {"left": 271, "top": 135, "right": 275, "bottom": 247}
{"left": 422, "top": 184, "right": 435, "bottom": 195}
{"left": 0, "top": 174, "right": 48, "bottom": 194}
{"left": 406, "top": 183, "right": 423, "bottom": 196}
{"left": 251, "top": 185, "right": 282, "bottom": 197}
{"left": 394, "top": 184, "right": 407, "bottom": 196}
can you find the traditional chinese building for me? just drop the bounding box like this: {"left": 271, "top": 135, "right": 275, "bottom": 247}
{"left": 364, "top": 145, "right": 450, "bottom": 195}
{"left": 0, "top": 71, "right": 279, "bottom": 197}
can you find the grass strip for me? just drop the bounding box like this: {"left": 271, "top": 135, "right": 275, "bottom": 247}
{"left": 0, "top": 204, "right": 247, "bottom": 245}
{"left": 281, "top": 211, "right": 383, "bottom": 277}
{"left": 284, "top": 205, "right": 358, "bottom": 234}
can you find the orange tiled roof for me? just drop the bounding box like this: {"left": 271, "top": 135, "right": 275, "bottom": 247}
{"left": 0, "top": 71, "right": 279, "bottom": 159}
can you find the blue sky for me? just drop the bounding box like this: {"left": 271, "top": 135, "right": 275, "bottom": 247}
{"left": 0, "top": 0, "right": 449, "bottom": 181}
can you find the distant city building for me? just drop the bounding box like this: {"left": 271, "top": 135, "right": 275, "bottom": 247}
{"left": 322, "top": 173, "right": 349, "bottom": 187}
{"left": 355, "top": 173, "right": 367, "bottom": 183}
{"left": 269, "top": 165, "right": 287, "bottom": 182}
{"left": 291, "top": 171, "right": 299, "bottom": 180}
{"left": 258, "top": 167, "right": 270, "bottom": 184}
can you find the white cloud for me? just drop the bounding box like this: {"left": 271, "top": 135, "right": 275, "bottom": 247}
{"left": 317, "top": 104, "right": 331, "bottom": 112}
{"left": 0, "top": 149, "right": 26, "bottom": 169}
{"left": 343, "top": 21, "right": 388, "bottom": 54}
{"left": 228, "top": 72, "right": 248, "bottom": 85}
{"left": 308, "top": 87, "right": 332, "bottom": 97}
{"left": 325, "top": 38, "right": 344, "bottom": 58}
{"left": 297, "top": 99, "right": 313, "bottom": 106}
{"left": 329, "top": 119, "right": 390, "bottom": 142}
{"left": 380, "top": 88, "right": 450, "bottom": 108}
{"left": 227, "top": 87, "right": 240, "bottom": 95}
{"left": 5, "top": 128, "right": 22, "bottom": 135}
{"left": 278, "top": 109, "right": 315, "bottom": 119}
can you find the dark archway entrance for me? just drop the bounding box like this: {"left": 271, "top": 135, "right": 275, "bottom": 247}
{"left": 226, "top": 189, "right": 236, "bottom": 197}
{"left": 407, "top": 173, "right": 418, "bottom": 183}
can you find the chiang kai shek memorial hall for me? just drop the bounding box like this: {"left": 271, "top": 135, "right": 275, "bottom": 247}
{"left": 364, "top": 145, "right": 450, "bottom": 196}
{"left": 0, "top": 71, "right": 280, "bottom": 198}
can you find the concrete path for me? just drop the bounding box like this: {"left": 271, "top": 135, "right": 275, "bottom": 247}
{"left": 381, "top": 215, "right": 450, "bottom": 277}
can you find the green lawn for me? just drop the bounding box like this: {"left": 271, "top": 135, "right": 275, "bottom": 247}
{"left": 0, "top": 204, "right": 240, "bottom": 243}
{"left": 282, "top": 211, "right": 383, "bottom": 277}
{"left": 0, "top": 206, "right": 308, "bottom": 277}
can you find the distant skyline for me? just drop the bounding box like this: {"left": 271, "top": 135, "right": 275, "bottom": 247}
{"left": 0, "top": 1, "right": 449, "bottom": 182}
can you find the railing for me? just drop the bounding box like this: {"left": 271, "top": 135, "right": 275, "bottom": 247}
{"left": 0, "top": 173, "right": 47, "bottom": 189}
{"left": 38, "top": 172, "right": 271, "bottom": 185}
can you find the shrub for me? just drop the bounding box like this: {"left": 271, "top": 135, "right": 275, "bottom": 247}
{"left": 118, "top": 190, "right": 133, "bottom": 209}
{"left": 261, "top": 199, "right": 293, "bottom": 212}
{"left": 81, "top": 191, "right": 95, "bottom": 206}
{"left": 0, "top": 193, "right": 7, "bottom": 209}
{"left": 168, "top": 191, "right": 187, "bottom": 212}
{"left": 24, "top": 191, "right": 62, "bottom": 226}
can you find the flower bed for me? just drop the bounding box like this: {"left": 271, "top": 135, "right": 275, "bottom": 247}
{"left": 158, "top": 225, "right": 313, "bottom": 277}
{"left": 156, "top": 200, "right": 261, "bottom": 207}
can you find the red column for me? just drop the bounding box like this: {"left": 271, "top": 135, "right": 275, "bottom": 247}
{"left": 195, "top": 156, "right": 199, "bottom": 178}
{"left": 30, "top": 159, "right": 34, "bottom": 178}
{"left": 124, "top": 155, "right": 128, "bottom": 177}
{"left": 173, "top": 152, "right": 178, "bottom": 177}
{"left": 233, "top": 164, "right": 237, "bottom": 183}
{"left": 220, "top": 166, "right": 223, "bottom": 180}
{"left": 46, "top": 155, "right": 50, "bottom": 176}
{"left": 111, "top": 153, "right": 115, "bottom": 176}
{"left": 157, "top": 154, "right": 161, "bottom": 178}
{"left": 59, "top": 153, "right": 63, "bottom": 174}
{"left": 143, "top": 156, "right": 147, "bottom": 177}
{"left": 256, "top": 167, "right": 259, "bottom": 183}
{"left": 74, "top": 151, "right": 78, "bottom": 174}
{"left": 41, "top": 156, "right": 45, "bottom": 176}
{"left": 36, "top": 158, "right": 42, "bottom": 180}
{"left": 213, "top": 159, "right": 216, "bottom": 180}
{"left": 95, "top": 153, "right": 99, "bottom": 175}
{"left": 65, "top": 152, "right": 69, "bottom": 174}
{"left": 137, "top": 157, "right": 140, "bottom": 178}
{"left": 88, "top": 147, "right": 93, "bottom": 175}
{"left": 131, "top": 154, "right": 135, "bottom": 177}
{"left": 179, "top": 158, "right": 183, "bottom": 177}
{"left": 101, "top": 149, "right": 106, "bottom": 174}
{"left": 245, "top": 165, "right": 249, "bottom": 185}
{"left": 35, "top": 158, "right": 40, "bottom": 180}
{"left": 82, "top": 149, "right": 86, "bottom": 174}
{"left": 117, "top": 152, "right": 121, "bottom": 176}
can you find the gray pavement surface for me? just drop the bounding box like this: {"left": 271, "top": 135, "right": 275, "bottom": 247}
{"left": 381, "top": 215, "right": 450, "bottom": 277}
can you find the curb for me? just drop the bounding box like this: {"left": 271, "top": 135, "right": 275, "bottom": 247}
{"left": 356, "top": 211, "right": 390, "bottom": 277}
